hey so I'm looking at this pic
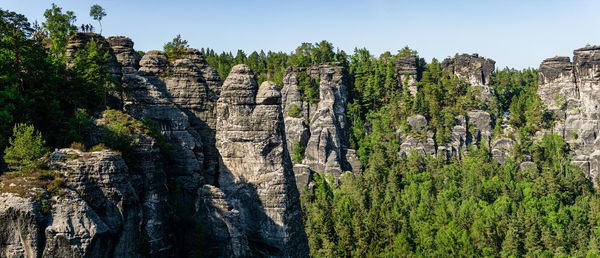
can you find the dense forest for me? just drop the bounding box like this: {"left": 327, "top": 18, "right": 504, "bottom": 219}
{"left": 2, "top": 4, "right": 600, "bottom": 257}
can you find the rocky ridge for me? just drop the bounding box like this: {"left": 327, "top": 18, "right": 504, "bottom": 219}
{"left": 0, "top": 34, "right": 309, "bottom": 257}
{"left": 280, "top": 64, "right": 361, "bottom": 186}
{"left": 537, "top": 45, "right": 600, "bottom": 183}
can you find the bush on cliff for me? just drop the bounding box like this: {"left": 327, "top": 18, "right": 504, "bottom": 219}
{"left": 3, "top": 123, "right": 49, "bottom": 172}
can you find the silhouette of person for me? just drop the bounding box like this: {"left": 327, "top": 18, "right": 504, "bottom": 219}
{"left": 81, "top": 24, "right": 85, "bottom": 32}
{"left": 89, "top": 24, "right": 94, "bottom": 33}
{"left": 85, "top": 24, "right": 89, "bottom": 33}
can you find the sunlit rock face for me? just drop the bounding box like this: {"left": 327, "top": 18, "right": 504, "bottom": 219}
{"left": 215, "top": 65, "right": 309, "bottom": 257}
{"left": 537, "top": 45, "right": 600, "bottom": 183}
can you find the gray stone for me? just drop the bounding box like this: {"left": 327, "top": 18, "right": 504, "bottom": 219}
{"left": 442, "top": 53, "right": 496, "bottom": 103}
{"left": 107, "top": 36, "right": 141, "bottom": 69}
{"left": 396, "top": 55, "right": 420, "bottom": 96}
{"left": 215, "top": 64, "right": 309, "bottom": 257}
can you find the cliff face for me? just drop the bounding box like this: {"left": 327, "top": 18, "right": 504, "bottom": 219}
{"left": 537, "top": 46, "right": 600, "bottom": 183}
{"left": 213, "top": 66, "right": 308, "bottom": 256}
{"left": 442, "top": 53, "right": 496, "bottom": 104}
{"left": 396, "top": 55, "right": 422, "bottom": 96}
{"left": 0, "top": 34, "right": 309, "bottom": 257}
{"left": 280, "top": 64, "right": 361, "bottom": 186}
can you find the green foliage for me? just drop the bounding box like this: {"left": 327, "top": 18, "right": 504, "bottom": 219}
{"left": 89, "top": 4, "right": 106, "bottom": 34}
{"left": 88, "top": 143, "right": 109, "bottom": 152}
{"left": 288, "top": 103, "right": 302, "bottom": 118}
{"left": 101, "top": 109, "right": 141, "bottom": 152}
{"left": 3, "top": 123, "right": 49, "bottom": 171}
{"left": 68, "top": 38, "right": 114, "bottom": 112}
{"left": 42, "top": 3, "right": 77, "bottom": 61}
{"left": 163, "top": 34, "right": 189, "bottom": 61}
{"left": 302, "top": 133, "right": 596, "bottom": 257}
{"left": 490, "top": 68, "right": 538, "bottom": 114}
{"left": 201, "top": 40, "right": 345, "bottom": 86}
{"left": 297, "top": 70, "right": 320, "bottom": 104}
{"left": 292, "top": 141, "right": 305, "bottom": 163}
{"left": 62, "top": 108, "right": 90, "bottom": 145}
{"left": 69, "top": 141, "right": 85, "bottom": 151}
{"left": 96, "top": 110, "right": 175, "bottom": 163}
{"left": 142, "top": 118, "right": 175, "bottom": 157}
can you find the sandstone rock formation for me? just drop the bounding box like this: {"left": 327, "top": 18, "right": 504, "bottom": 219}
{"left": 281, "top": 64, "right": 361, "bottom": 184}
{"left": 398, "top": 111, "right": 495, "bottom": 160}
{"left": 396, "top": 55, "right": 421, "bottom": 96}
{"left": 0, "top": 34, "right": 310, "bottom": 257}
{"left": 215, "top": 65, "right": 309, "bottom": 256}
{"left": 107, "top": 36, "right": 141, "bottom": 71}
{"left": 0, "top": 148, "right": 145, "bottom": 257}
{"left": 442, "top": 53, "right": 496, "bottom": 103}
{"left": 537, "top": 45, "right": 600, "bottom": 183}
{"left": 66, "top": 33, "right": 122, "bottom": 80}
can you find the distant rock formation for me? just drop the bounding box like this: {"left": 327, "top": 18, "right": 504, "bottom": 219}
{"left": 214, "top": 65, "right": 309, "bottom": 256}
{"left": 281, "top": 64, "right": 361, "bottom": 186}
{"left": 442, "top": 53, "right": 496, "bottom": 103}
{"left": 398, "top": 111, "right": 495, "bottom": 160}
{"left": 537, "top": 45, "right": 600, "bottom": 183}
{"left": 396, "top": 55, "right": 421, "bottom": 96}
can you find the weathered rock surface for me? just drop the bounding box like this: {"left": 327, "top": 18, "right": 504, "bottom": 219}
{"left": 0, "top": 148, "right": 150, "bottom": 257}
{"left": 398, "top": 115, "right": 437, "bottom": 158}
{"left": 438, "top": 115, "right": 468, "bottom": 160}
{"left": 0, "top": 195, "right": 42, "bottom": 258}
{"left": 281, "top": 64, "right": 361, "bottom": 182}
{"left": 66, "top": 33, "right": 122, "bottom": 79}
{"left": 396, "top": 55, "right": 421, "bottom": 96}
{"left": 284, "top": 117, "right": 310, "bottom": 158}
{"left": 215, "top": 65, "right": 309, "bottom": 257}
{"left": 107, "top": 36, "right": 141, "bottom": 70}
{"left": 537, "top": 45, "right": 600, "bottom": 183}
{"left": 442, "top": 53, "right": 496, "bottom": 103}
{"left": 399, "top": 111, "right": 495, "bottom": 160}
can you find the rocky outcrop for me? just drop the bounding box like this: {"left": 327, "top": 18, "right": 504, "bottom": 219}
{"left": 66, "top": 33, "right": 122, "bottom": 80}
{"left": 396, "top": 55, "right": 421, "bottom": 96}
{"left": 215, "top": 65, "right": 309, "bottom": 257}
{"left": 281, "top": 64, "right": 361, "bottom": 183}
{"left": 398, "top": 115, "right": 437, "bottom": 158}
{"left": 0, "top": 148, "right": 147, "bottom": 257}
{"left": 107, "top": 36, "right": 141, "bottom": 71}
{"left": 537, "top": 45, "right": 600, "bottom": 183}
{"left": 399, "top": 111, "right": 495, "bottom": 160}
{"left": 2, "top": 34, "right": 314, "bottom": 257}
{"left": 437, "top": 115, "right": 468, "bottom": 160}
{"left": 442, "top": 53, "right": 496, "bottom": 103}
{"left": 0, "top": 195, "right": 42, "bottom": 257}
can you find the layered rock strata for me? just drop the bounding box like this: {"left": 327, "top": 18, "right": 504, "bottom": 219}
{"left": 537, "top": 46, "right": 600, "bottom": 182}
{"left": 281, "top": 64, "right": 361, "bottom": 185}
{"left": 396, "top": 55, "right": 421, "bottom": 96}
{"left": 442, "top": 53, "right": 496, "bottom": 103}
{"left": 214, "top": 65, "right": 309, "bottom": 256}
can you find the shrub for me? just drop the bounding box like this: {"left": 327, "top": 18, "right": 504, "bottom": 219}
{"left": 3, "top": 124, "right": 49, "bottom": 172}
{"left": 288, "top": 104, "right": 302, "bottom": 118}
{"left": 69, "top": 142, "right": 86, "bottom": 151}
{"left": 142, "top": 118, "right": 175, "bottom": 157}
{"left": 88, "top": 143, "right": 109, "bottom": 152}
{"left": 163, "top": 34, "right": 189, "bottom": 61}
{"left": 292, "top": 141, "right": 306, "bottom": 163}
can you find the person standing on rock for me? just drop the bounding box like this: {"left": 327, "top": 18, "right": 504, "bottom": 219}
{"left": 89, "top": 24, "right": 94, "bottom": 33}
{"left": 81, "top": 24, "right": 85, "bottom": 33}
{"left": 85, "top": 24, "right": 89, "bottom": 33}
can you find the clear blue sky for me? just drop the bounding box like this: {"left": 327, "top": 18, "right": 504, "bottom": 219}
{"left": 3, "top": 0, "right": 599, "bottom": 69}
